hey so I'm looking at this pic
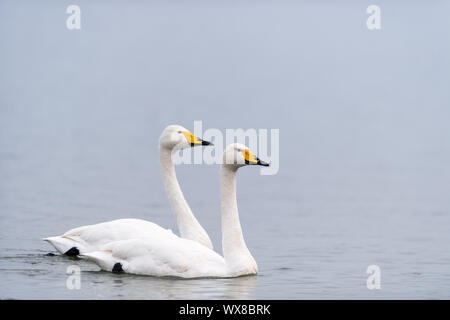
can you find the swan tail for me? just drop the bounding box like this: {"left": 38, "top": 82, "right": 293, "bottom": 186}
{"left": 42, "top": 236, "right": 82, "bottom": 256}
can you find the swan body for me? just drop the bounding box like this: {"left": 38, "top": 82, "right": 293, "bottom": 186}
{"left": 81, "top": 143, "right": 269, "bottom": 278}
{"left": 82, "top": 237, "right": 227, "bottom": 278}
{"left": 44, "top": 125, "right": 214, "bottom": 255}
{"left": 44, "top": 218, "right": 173, "bottom": 255}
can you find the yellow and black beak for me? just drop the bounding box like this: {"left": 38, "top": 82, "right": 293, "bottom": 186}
{"left": 182, "top": 131, "right": 213, "bottom": 147}
{"left": 243, "top": 149, "right": 270, "bottom": 167}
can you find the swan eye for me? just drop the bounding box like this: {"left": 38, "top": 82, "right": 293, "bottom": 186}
{"left": 177, "top": 131, "right": 182, "bottom": 134}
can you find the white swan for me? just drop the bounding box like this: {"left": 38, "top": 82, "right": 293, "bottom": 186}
{"left": 80, "top": 143, "right": 269, "bottom": 278}
{"left": 43, "top": 125, "right": 214, "bottom": 255}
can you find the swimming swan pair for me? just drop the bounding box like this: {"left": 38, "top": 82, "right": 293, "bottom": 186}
{"left": 43, "top": 125, "right": 269, "bottom": 278}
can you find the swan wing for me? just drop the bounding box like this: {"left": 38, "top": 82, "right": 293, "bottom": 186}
{"left": 82, "top": 237, "right": 227, "bottom": 278}
{"left": 44, "top": 218, "right": 171, "bottom": 254}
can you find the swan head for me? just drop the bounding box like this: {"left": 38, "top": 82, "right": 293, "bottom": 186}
{"left": 159, "top": 125, "right": 213, "bottom": 151}
{"left": 223, "top": 143, "right": 269, "bottom": 168}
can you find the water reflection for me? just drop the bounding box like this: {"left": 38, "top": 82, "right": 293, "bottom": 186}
{"left": 81, "top": 266, "right": 257, "bottom": 299}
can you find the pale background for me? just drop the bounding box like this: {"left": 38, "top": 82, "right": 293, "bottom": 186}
{"left": 1, "top": 0, "right": 449, "bottom": 299}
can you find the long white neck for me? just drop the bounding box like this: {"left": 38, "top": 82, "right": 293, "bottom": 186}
{"left": 221, "top": 165, "right": 257, "bottom": 275}
{"left": 159, "top": 146, "right": 213, "bottom": 249}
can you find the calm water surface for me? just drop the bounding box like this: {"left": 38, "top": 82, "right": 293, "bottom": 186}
{"left": 1, "top": 1, "right": 450, "bottom": 299}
